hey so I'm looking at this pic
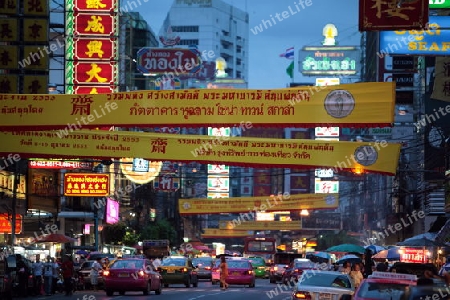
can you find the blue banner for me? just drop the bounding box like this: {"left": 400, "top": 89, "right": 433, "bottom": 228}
{"left": 379, "top": 16, "right": 450, "bottom": 56}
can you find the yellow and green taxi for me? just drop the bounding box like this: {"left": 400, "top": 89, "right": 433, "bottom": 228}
{"left": 157, "top": 256, "right": 199, "bottom": 288}
{"left": 247, "top": 257, "right": 268, "bottom": 278}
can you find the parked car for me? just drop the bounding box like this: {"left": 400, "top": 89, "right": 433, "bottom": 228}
{"left": 269, "top": 264, "right": 288, "bottom": 283}
{"left": 246, "top": 256, "right": 268, "bottom": 278}
{"left": 224, "top": 258, "right": 255, "bottom": 288}
{"left": 103, "top": 258, "right": 162, "bottom": 296}
{"left": 282, "top": 258, "right": 317, "bottom": 285}
{"left": 192, "top": 257, "right": 213, "bottom": 280}
{"left": 157, "top": 256, "right": 198, "bottom": 288}
{"left": 78, "top": 260, "right": 104, "bottom": 289}
{"left": 292, "top": 270, "right": 354, "bottom": 300}
{"left": 0, "top": 255, "right": 16, "bottom": 300}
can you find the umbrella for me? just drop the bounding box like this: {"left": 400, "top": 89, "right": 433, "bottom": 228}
{"left": 364, "top": 245, "right": 386, "bottom": 254}
{"left": 311, "top": 251, "right": 331, "bottom": 259}
{"left": 336, "top": 254, "right": 362, "bottom": 265}
{"left": 397, "top": 237, "right": 440, "bottom": 247}
{"left": 75, "top": 250, "right": 89, "bottom": 255}
{"left": 32, "top": 233, "right": 77, "bottom": 244}
{"left": 372, "top": 247, "right": 401, "bottom": 261}
{"left": 326, "top": 243, "right": 365, "bottom": 254}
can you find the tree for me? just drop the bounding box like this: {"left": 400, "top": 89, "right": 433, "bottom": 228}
{"left": 102, "top": 222, "right": 127, "bottom": 244}
{"left": 316, "top": 231, "right": 360, "bottom": 251}
{"left": 122, "top": 230, "right": 140, "bottom": 247}
{"left": 140, "top": 219, "right": 177, "bottom": 246}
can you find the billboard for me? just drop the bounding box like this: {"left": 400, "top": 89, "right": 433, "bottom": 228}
{"left": 298, "top": 46, "right": 360, "bottom": 75}
{"left": 105, "top": 198, "right": 119, "bottom": 224}
{"left": 63, "top": 173, "right": 109, "bottom": 196}
{"left": 136, "top": 46, "right": 202, "bottom": 74}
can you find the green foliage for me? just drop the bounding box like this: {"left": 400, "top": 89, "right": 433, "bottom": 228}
{"left": 316, "top": 231, "right": 360, "bottom": 251}
{"left": 140, "top": 219, "right": 177, "bottom": 245}
{"left": 102, "top": 222, "right": 127, "bottom": 244}
{"left": 122, "top": 230, "right": 140, "bottom": 247}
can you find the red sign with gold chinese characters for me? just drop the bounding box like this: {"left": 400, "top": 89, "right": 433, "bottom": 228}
{"left": 0, "top": 214, "right": 22, "bottom": 234}
{"left": 73, "top": 0, "right": 116, "bottom": 12}
{"left": 73, "top": 61, "right": 116, "bottom": 85}
{"left": 64, "top": 173, "right": 109, "bottom": 196}
{"left": 74, "top": 86, "right": 115, "bottom": 94}
{"left": 359, "top": 0, "right": 428, "bottom": 31}
{"left": 74, "top": 38, "right": 115, "bottom": 60}
{"left": 75, "top": 13, "right": 115, "bottom": 36}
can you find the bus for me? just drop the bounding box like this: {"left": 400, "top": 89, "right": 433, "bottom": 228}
{"left": 243, "top": 237, "right": 276, "bottom": 264}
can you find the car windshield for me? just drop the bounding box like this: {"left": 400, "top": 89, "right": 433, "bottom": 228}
{"left": 356, "top": 282, "right": 410, "bottom": 299}
{"left": 227, "top": 261, "right": 250, "bottom": 269}
{"left": 295, "top": 261, "right": 315, "bottom": 269}
{"left": 161, "top": 258, "right": 186, "bottom": 267}
{"left": 192, "top": 258, "right": 212, "bottom": 267}
{"left": 299, "top": 272, "right": 352, "bottom": 289}
{"left": 110, "top": 260, "right": 144, "bottom": 269}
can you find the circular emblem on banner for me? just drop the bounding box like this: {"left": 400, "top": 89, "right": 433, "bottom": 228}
{"left": 325, "top": 195, "right": 336, "bottom": 205}
{"left": 354, "top": 146, "right": 378, "bottom": 166}
{"left": 323, "top": 89, "right": 355, "bottom": 118}
{"left": 183, "top": 202, "right": 191, "bottom": 210}
{"left": 119, "top": 158, "right": 162, "bottom": 184}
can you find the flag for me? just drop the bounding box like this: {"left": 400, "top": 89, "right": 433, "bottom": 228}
{"left": 286, "top": 61, "right": 294, "bottom": 79}
{"left": 279, "top": 47, "right": 294, "bottom": 59}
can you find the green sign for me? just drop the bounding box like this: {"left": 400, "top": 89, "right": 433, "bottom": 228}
{"left": 298, "top": 46, "right": 360, "bottom": 76}
{"left": 430, "top": 0, "right": 450, "bottom": 8}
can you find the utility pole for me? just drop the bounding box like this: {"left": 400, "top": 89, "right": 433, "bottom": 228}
{"left": 11, "top": 162, "right": 19, "bottom": 247}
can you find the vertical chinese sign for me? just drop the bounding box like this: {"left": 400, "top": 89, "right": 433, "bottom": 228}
{"left": 359, "top": 0, "right": 428, "bottom": 31}
{"left": 431, "top": 57, "right": 450, "bottom": 103}
{"left": 66, "top": 0, "right": 119, "bottom": 94}
{"left": 207, "top": 127, "right": 230, "bottom": 199}
{"left": 0, "top": 0, "right": 49, "bottom": 93}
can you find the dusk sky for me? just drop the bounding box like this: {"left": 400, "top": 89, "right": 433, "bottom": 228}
{"left": 138, "top": 0, "right": 361, "bottom": 89}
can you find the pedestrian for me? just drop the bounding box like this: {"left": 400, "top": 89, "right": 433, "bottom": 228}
{"left": 339, "top": 261, "right": 351, "bottom": 274}
{"left": 219, "top": 255, "right": 229, "bottom": 290}
{"left": 43, "top": 255, "right": 54, "bottom": 296}
{"left": 102, "top": 257, "right": 110, "bottom": 270}
{"left": 61, "top": 255, "right": 74, "bottom": 296}
{"left": 349, "top": 263, "right": 363, "bottom": 288}
{"left": 32, "top": 254, "right": 44, "bottom": 295}
{"left": 16, "top": 254, "right": 29, "bottom": 297}
{"left": 90, "top": 257, "right": 102, "bottom": 291}
{"left": 52, "top": 257, "right": 60, "bottom": 294}
{"left": 364, "top": 248, "right": 374, "bottom": 278}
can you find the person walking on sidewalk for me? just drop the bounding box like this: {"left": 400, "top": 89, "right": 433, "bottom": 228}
{"left": 219, "top": 256, "right": 229, "bottom": 290}
{"left": 61, "top": 255, "right": 74, "bottom": 296}
{"left": 32, "top": 254, "right": 44, "bottom": 295}
{"left": 43, "top": 256, "right": 54, "bottom": 296}
{"left": 90, "top": 257, "right": 102, "bottom": 291}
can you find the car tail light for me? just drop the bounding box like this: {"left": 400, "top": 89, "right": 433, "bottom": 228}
{"left": 182, "top": 268, "right": 188, "bottom": 273}
{"left": 247, "top": 270, "right": 253, "bottom": 275}
{"left": 138, "top": 270, "right": 145, "bottom": 277}
{"left": 103, "top": 270, "right": 110, "bottom": 276}
{"left": 296, "top": 269, "right": 303, "bottom": 274}
{"left": 274, "top": 266, "right": 278, "bottom": 271}
{"left": 204, "top": 266, "right": 211, "bottom": 270}
{"left": 293, "top": 291, "right": 311, "bottom": 299}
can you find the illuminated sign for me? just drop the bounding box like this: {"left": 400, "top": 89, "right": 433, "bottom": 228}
{"left": 132, "top": 158, "right": 149, "bottom": 172}
{"left": 28, "top": 160, "right": 93, "bottom": 169}
{"left": 73, "top": 37, "right": 116, "bottom": 60}
{"left": 315, "top": 78, "right": 340, "bottom": 86}
{"left": 0, "top": 214, "right": 22, "bottom": 234}
{"left": 63, "top": 173, "right": 109, "bottom": 196}
{"left": 207, "top": 193, "right": 229, "bottom": 198}
{"left": 430, "top": 0, "right": 450, "bottom": 8}
{"left": 379, "top": 16, "right": 450, "bottom": 55}
{"left": 207, "top": 164, "right": 229, "bottom": 174}
{"left": 73, "top": 61, "right": 116, "bottom": 85}
{"left": 207, "top": 176, "right": 229, "bottom": 192}
{"left": 105, "top": 198, "right": 119, "bottom": 224}
{"left": 153, "top": 174, "right": 180, "bottom": 191}
{"left": 314, "top": 179, "right": 339, "bottom": 194}
{"left": 298, "top": 46, "right": 360, "bottom": 75}
{"left": 74, "top": 13, "right": 115, "bottom": 36}
{"left": 315, "top": 127, "right": 339, "bottom": 137}
{"left": 368, "top": 127, "right": 392, "bottom": 136}
{"left": 207, "top": 127, "right": 231, "bottom": 136}
{"left": 136, "top": 46, "right": 202, "bottom": 74}
{"left": 315, "top": 169, "right": 334, "bottom": 178}
{"left": 73, "top": 86, "right": 115, "bottom": 94}
{"left": 120, "top": 158, "right": 162, "bottom": 184}
{"left": 400, "top": 248, "right": 427, "bottom": 263}
{"left": 73, "top": 0, "right": 116, "bottom": 11}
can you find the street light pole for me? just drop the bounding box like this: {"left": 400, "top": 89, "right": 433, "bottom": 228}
{"left": 10, "top": 163, "right": 19, "bottom": 247}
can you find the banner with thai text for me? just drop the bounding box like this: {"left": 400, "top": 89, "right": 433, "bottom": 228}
{"left": 179, "top": 193, "right": 339, "bottom": 215}
{"left": 0, "top": 130, "right": 401, "bottom": 175}
{"left": 219, "top": 220, "right": 302, "bottom": 231}
{"left": 201, "top": 228, "right": 253, "bottom": 238}
{"left": 0, "top": 82, "right": 395, "bottom": 130}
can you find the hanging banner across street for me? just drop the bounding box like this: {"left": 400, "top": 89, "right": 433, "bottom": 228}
{"left": 0, "top": 130, "right": 401, "bottom": 175}
{"left": 0, "top": 82, "right": 395, "bottom": 130}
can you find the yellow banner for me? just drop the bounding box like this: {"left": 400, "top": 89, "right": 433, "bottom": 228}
{"left": 219, "top": 220, "right": 302, "bottom": 231}
{"left": 179, "top": 193, "right": 339, "bottom": 214}
{"left": 201, "top": 228, "right": 253, "bottom": 238}
{"left": 0, "top": 130, "right": 401, "bottom": 175}
{"left": 0, "top": 82, "right": 395, "bottom": 129}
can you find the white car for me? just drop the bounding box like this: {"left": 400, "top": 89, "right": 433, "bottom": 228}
{"left": 292, "top": 270, "right": 354, "bottom": 300}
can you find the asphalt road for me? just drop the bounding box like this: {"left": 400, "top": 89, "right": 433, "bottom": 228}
{"left": 14, "top": 278, "right": 296, "bottom": 300}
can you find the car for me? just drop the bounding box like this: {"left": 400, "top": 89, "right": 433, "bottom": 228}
{"left": 77, "top": 260, "right": 104, "bottom": 289}
{"left": 402, "top": 285, "right": 450, "bottom": 300}
{"left": 353, "top": 271, "right": 417, "bottom": 300}
{"left": 246, "top": 256, "right": 268, "bottom": 278}
{"left": 269, "top": 264, "right": 288, "bottom": 283}
{"left": 87, "top": 253, "right": 115, "bottom": 261}
{"left": 157, "top": 256, "right": 199, "bottom": 288}
{"left": 292, "top": 270, "right": 354, "bottom": 300}
{"left": 282, "top": 258, "right": 317, "bottom": 285}
{"left": 224, "top": 258, "right": 255, "bottom": 288}
{"left": 103, "top": 258, "right": 162, "bottom": 296}
{"left": 211, "top": 259, "right": 221, "bottom": 285}
{"left": 192, "top": 257, "right": 213, "bottom": 280}
{"left": 0, "top": 255, "right": 16, "bottom": 300}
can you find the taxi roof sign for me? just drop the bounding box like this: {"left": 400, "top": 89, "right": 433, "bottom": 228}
{"left": 369, "top": 271, "right": 417, "bottom": 281}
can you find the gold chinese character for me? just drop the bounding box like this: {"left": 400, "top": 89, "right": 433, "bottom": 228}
{"left": 90, "top": 88, "right": 98, "bottom": 94}
{"left": 85, "top": 16, "right": 105, "bottom": 33}
{"left": 371, "top": 0, "right": 415, "bottom": 20}
{"left": 85, "top": 40, "right": 104, "bottom": 58}
{"left": 86, "top": 63, "right": 107, "bottom": 83}
{"left": 86, "top": 0, "right": 107, "bottom": 9}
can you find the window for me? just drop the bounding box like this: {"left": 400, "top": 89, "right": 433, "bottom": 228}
{"left": 171, "top": 26, "right": 199, "bottom": 32}
{"left": 236, "top": 58, "right": 241, "bottom": 66}
{"left": 179, "top": 39, "right": 199, "bottom": 46}
{"left": 161, "top": 258, "right": 186, "bottom": 267}
{"left": 237, "top": 46, "right": 242, "bottom": 53}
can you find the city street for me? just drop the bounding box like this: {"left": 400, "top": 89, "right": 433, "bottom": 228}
{"left": 16, "top": 279, "right": 294, "bottom": 300}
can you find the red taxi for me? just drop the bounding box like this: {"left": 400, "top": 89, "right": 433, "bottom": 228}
{"left": 103, "top": 258, "right": 162, "bottom": 296}
{"left": 225, "top": 258, "right": 255, "bottom": 288}
{"left": 354, "top": 271, "right": 417, "bottom": 300}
